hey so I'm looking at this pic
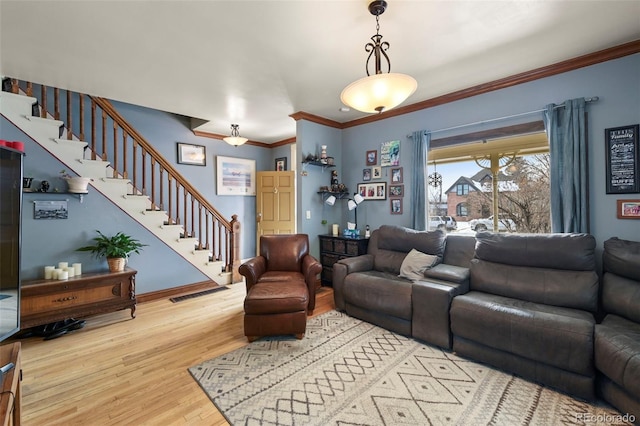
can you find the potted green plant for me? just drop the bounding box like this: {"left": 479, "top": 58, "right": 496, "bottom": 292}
{"left": 77, "top": 230, "right": 147, "bottom": 272}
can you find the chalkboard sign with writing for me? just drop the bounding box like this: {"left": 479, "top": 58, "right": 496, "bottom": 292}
{"left": 605, "top": 124, "right": 639, "bottom": 194}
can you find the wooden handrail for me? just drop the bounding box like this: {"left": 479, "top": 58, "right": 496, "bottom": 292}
{"left": 6, "top": 79, "right": 239, "bottom": 276}
{"left": 91, "top": 97, "right": 231, "bottom": 229}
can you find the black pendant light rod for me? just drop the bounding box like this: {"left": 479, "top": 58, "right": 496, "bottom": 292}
{"left": 364, "top": 0, "right": 391, "bottom": 76}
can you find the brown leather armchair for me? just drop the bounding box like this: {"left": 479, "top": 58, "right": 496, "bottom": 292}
{"left": 239, "top": 234, "right": 322, "bottom": 341}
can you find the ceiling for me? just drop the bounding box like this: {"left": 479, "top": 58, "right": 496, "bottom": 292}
{"left": 1, "top": 1, "right": 639, "bottom": 144}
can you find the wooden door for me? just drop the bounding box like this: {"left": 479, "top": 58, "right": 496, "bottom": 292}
{"left": 256, "top": 171, "right": 296, "bottom": 249}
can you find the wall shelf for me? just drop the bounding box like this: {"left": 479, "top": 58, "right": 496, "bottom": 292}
{"left": 23, "top": 190, "right": 88, "bottom": 203}
{"left": 302, "top": 160, "right": 335, "bottom": 172}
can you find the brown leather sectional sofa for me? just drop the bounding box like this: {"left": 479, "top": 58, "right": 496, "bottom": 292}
{"left": 332, "top": 225, "right": 639, "bottom": 417}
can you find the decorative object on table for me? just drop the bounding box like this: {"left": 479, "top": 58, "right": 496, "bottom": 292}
{"left": 390, "top": 198, "right": 403, "bottom": 214}
{"left": 222, "top": 124, "right": 248, "bottom": 147}
{"left": 389, "top": 184, "right": 404, "bottom": 197}
{"left": 176, "top": 142, "right": 206, "bottom": 166}
{"left": 357, "top": 182, "right": 387, "bottom": 200}
{"left": 362, "top": 168, "right": 371, "bottom": 181}
{"left": 605, "top": 124, "right": 639, "bottom": 194}
{"left": 380, "top": 140, "right": 400, "bottom": 166}
{"left": 39, "top": 180, "right": 50, "bottom": 192}
{"left": 616, "top": 199, "right": 640, "bottom": 219}
{"left": 275, "top": 157, "right": 287, "bottom": 171}
{"left": 390, "top": 166, "right": 403, "bottom": 183}
{"left": 34, "top": 200, "right": 68, "bottom": 219}
{"left": 76, "top": 230, "right": 147, "bottom": 272}
{"left": 339, "top": 1, "right": 417, "bottom": 114}
{"left": 332, "top": 223, "right": 339, "bottom": 236}
{"left": 372, "top": 166, "right": 382, "bottom": 179}
{"left": 326, "top": 157, "right": 335, "bottom": 165}
{"left": 60, "top": 170, "right": 91, "bottom": 193}
{"left": 216, "top": 156, "right": 256, "bottom": 196}
{"left": 366, "top": 150, "right": 377, "bottom": 166}
{"left": 22, "top": 177, "right": 33, "bottom": 190}
{"left": 365, "top": 224, "right": 371, "bottom": 238}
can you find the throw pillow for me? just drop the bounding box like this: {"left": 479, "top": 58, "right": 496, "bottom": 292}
{"left": 398, "top": 248, "right": 439, "bottom": 281}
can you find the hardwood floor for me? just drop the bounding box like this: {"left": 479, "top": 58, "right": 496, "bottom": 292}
{"left": 11, "top": 283, "right": 336, "bottom": 425}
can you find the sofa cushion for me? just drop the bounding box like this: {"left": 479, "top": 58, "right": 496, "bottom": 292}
{"left": 423, "top": 263, "right": 469, "bottom": 285}
{"left": 603, "top": 272, "right": 640, "bottom": 324}
{"left": 398, "top": 249, "right": 439, "bottom": 281}
{"left": 595, "top": 314, "right": 640, "bottom": 398}
{"left": 450, "top": 291, "right": 595, "bottom": 376}
{"left": 604, "top": 237, "right": 640, "bottom": 282}
{"left": 343, "top": 271, "right": 412, "bottom": 320}
{"left": 470, "top": 259, "right": 599, "bottom": 312}
{"left": 377, "top": 225, "right": 446, "bottom": 258}
{"left": 474, "top": 232, "right": 596, "bottom": 271}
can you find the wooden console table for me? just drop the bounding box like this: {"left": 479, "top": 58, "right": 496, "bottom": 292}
{"left": 21, "top": 268, "right": 137, "bottom": 329}
{"left": 0, "top": 342, "right": 21, "bottom": 426}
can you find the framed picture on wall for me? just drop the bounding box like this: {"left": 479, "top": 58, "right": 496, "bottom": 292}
{"left": 605, "top": 124, "right": 639, "bottom": 194}
{"left": 380, "top": 140, "right": 400, "bottom": 167}
{"left": 390, "top": 198, "right": 403, "bottom": 214}
{"left": 389, "top": 185, "right": 404, "bottom": 197}
{"left": 366, "top": 150, "right": 377, "bottom": 166}
{"left": 216, "top": 156, "right": 256, "bottom": 196}
{"left": 362, "top": 168, "right": 372, "bottom": 181}
{"left": 617, "top": 199, "right": 640, "bottom": 219}
{"left": 391, "top": 167, "right": 403, "bottom": 183}
{"left": 275, "top": 157, "right": 287, "bottom": 171}
{"left": 357, "top": 182, "right": 387, "bottom": 200}
{"left": 372, "top": 166, "right": 382, "bottom": 179}
{"left": 177, "top": 143, "right": 206, "bottom": 166}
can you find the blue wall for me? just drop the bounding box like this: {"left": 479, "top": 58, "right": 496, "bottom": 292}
{"left": 297, "top": 53, "right": 640, "bottom": 253}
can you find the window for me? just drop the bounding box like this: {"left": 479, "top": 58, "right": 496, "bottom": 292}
{"left": 456, "top": 184, "right": 469, "bottom": 195}
{"left": 426, "top": 123, "right": 550, "bottom": 234}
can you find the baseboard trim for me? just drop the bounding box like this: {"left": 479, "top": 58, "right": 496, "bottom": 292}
{"left": 137, "top": 280, "right": 227, "bottom": 303}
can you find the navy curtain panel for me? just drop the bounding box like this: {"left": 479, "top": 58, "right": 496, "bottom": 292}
{"left": 411, "top": 130, "right": 430, "bottom": 230}
{"left": 544, "top": 98, "right": 589, "bottom": 233}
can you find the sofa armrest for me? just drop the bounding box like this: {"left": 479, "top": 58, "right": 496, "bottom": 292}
{"left": 412, "top": 280, "right": 469, "bottom": 349}
{"left": 332, "top": 254, "right": 374, "bottom": 311}
{"left": 302, "top": 254, "right": 323, "bottom": 313}
{"left": 238, "top": 256, "right": 266, "bottom": 292}
{"left": 423, "top": 263, "right": 469, "bottom": 285}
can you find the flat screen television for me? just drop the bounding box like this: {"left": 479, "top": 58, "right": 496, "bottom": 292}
{"left": 0, "top": 146, "right": 22, "bottom": 342}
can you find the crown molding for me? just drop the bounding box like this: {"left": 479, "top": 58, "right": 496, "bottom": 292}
{"left": 340, "top": 39, "right": 640, "bottom": 129}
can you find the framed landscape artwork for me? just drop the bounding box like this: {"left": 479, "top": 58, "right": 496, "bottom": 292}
{"left": 216, "top": 156, "right": 256, "bottom": 196}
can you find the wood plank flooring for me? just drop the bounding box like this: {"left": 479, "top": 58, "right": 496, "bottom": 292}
{"left": 11, "top": 283, "right": 336, "bottom": 425}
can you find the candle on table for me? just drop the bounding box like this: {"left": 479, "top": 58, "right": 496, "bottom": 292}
{"left": 44, "top": 266, "right": 55, "bottom": 279}
{"left": 58, "top": 270, "right": 69, "bottom": 280}
{"left": 66, "top": 266, "right": 75, "bottom": 277}
{"left": 73, "top": 263, "right": 82, "bottom": 276}
{"left": 58, "top": 261, "right": 69, "bottom": 269}
{"left": 54, "top": 268, "right": 64, "bottom": 280}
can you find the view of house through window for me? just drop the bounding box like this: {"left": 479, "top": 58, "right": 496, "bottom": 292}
{"left": 426, "top": 131, "right": 551, "bottom": 234}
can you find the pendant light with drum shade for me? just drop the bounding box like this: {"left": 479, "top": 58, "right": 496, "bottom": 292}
{"left": 340, "top": 0, "right": 417, "bottom": 114}
{"left": 223, "top": 124, "right": 248, "bottom": 147}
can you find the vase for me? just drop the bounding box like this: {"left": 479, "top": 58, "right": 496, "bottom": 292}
{"left": 64, "top": 177, "right": 91, "bottom": 193}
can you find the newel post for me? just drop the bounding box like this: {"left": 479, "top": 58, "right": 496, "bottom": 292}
{"left": 230, "top": 214, "right": 242, "bottom": 283}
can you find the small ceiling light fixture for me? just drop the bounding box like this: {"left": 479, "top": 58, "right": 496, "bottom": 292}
{"left": 223, "top": 124, "right": 248, "bottom": 147}
{"left": 340, "top": 0, "right": 417, "bottom": 114}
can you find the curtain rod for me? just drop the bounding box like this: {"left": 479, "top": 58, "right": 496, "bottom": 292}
{"left": 407, "top": 96, "right": 599, "bottom": 138}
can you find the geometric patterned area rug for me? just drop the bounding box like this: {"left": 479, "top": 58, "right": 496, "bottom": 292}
{"left": 189, "top": 310, "right": 629, "bottom": 425}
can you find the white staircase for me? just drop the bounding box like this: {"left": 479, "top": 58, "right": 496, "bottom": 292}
{"left": 0, "top": 90, "right": 231, "bottom": 284}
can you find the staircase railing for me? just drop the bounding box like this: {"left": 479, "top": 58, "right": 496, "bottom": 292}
{"left": 4, "top": 78, "right": 241, "bottom": 281}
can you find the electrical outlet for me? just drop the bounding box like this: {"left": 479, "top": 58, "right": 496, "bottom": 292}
{"left": 306, "top": 210, "right": 311, "bottom": 219}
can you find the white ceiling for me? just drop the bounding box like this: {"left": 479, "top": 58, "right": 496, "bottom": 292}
{"left": 1, "top": 1, "right": 639, "bottom": 144}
